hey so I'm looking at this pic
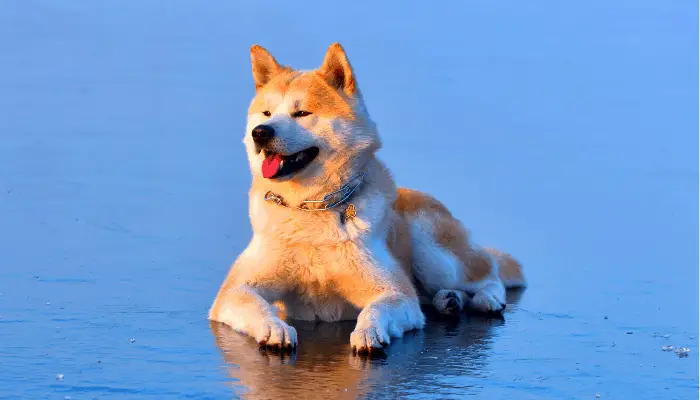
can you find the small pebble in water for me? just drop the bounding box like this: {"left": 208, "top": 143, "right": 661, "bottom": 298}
{"left": 626, "top": 331, "right": 633, "bottom": 335}
{"left": 661, "top": 345, "right": 674, "bottom": 352}
{"left": 603, "top": 316, "right": 608, "bottom": 320}
{"left": 596, "top": 394, "right": 601, "bottom": 398}
{"left": 674, "top": 347, "right": 690, "bottom": 358}
{"left": 130, "top": 338, "right": 135, "bottom": 343}
{"left": 56, "top": 374, "right": 64, "bottom": 381}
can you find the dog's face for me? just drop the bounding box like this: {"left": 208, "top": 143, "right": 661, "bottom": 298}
{"left": 243, "top": 43, "right": 379, "bottom": 185}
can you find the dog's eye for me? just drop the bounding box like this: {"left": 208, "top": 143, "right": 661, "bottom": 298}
{"left": 262, "top": 111, "right": 271, "bottom": 117}
{"left": 292, "top": 110, "right": 312, "bottom": 118}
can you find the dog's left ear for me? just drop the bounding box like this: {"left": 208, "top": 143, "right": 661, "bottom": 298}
{"left": 250, "top": 45, "right": 282, "bottom": 91}
{"left": 319, "top": 43, "right": 357, "bottom": 97}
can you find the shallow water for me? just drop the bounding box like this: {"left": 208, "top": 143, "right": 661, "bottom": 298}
{"left": 1, "top": 1, "right": 697, "bottom": 399}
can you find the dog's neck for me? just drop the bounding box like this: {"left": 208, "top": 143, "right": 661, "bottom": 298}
{"left": 252, "top": 155, "right": 375, "bottom": 212}
{"left": 263, "top": 172, "right": 365, "bottom": 211}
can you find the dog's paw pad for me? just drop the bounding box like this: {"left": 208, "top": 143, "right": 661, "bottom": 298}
{"left": 433, "top": 289, "right": 463, "bottom": 316}
{"left": 445, "top": 297, "right": 460, "bottom": 312}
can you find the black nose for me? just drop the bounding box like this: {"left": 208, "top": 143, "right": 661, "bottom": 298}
{"left": 251, "top": 125, "right": 274, "bottom": 144}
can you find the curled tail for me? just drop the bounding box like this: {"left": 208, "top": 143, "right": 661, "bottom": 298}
{"left": 485, "top": 247, "right": 526, "bottom": 289}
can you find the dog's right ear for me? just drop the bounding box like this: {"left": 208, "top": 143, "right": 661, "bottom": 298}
{"left": 319, "top": 43, "right": 357, "bottom": 97}
{"left": 250, "top": 45, "right": 281, "bottom": 91}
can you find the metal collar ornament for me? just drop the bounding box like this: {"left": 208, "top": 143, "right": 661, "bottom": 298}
{"left": 263, "top": 173, "right": 365, "bottom": 223}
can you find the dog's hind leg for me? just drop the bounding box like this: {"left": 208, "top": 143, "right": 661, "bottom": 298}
{"left": 406, "top": 211, "right": 496, "bottom": 315}
{"left": 412, "top": 212, "right": 508, "bottom": 313}
{"left": 410, "top": 217, "right": 507, "bottom": 314}
{"left": 394, "top": 188, "right": 521, "bottom": 315}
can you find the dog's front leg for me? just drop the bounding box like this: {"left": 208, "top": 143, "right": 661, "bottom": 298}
{"left": 209, "top": 239, "right": 296, "bottom": 349}
{"left": 210, "top": 284, "right": 297, "bottom": 350}
{"left": 338, "top": 242, "right": 425, "bottom": 353}
{"left": 350, "top": 292, "right": 425, "bottom": 353}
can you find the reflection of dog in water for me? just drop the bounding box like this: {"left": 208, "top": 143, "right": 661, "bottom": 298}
{"left": 208, "top": 43, "right": 526, "bottom": 354}
{"left": 211, "top": 305, "right": 514, "bottom": 399}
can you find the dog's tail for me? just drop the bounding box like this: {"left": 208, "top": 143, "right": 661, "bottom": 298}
{"left": 485, "top": 247, "right": 526, "bottom": 289}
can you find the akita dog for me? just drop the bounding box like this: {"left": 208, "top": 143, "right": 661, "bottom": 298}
{"left": 209, "top": 43, "right": 525, "bottom": 353}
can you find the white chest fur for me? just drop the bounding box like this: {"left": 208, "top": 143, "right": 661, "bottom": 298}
{"left": 244, "top": 179, "right": 395, "bottom": 322}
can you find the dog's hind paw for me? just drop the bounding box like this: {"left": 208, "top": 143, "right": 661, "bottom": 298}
{"left": 432, "top": 289, "right": 467, "bottom": 316}
{"left": 466, "top": 289, "right": 506, "bottom": 314}
{"left": 255, "top": 317, "right": 297, "bottom": 351}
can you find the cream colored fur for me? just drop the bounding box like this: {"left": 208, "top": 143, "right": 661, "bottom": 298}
{"left": 209, "top": 43, "right": 525, "bottom": 353}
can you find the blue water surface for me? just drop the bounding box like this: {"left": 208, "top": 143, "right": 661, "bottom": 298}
{"left": 0, "top": 1, "right": 697, "bottom": 399}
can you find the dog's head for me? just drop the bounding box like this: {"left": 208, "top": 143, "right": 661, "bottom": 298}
{"left": 243, "top": 43, "right": 380, "bottom": 200}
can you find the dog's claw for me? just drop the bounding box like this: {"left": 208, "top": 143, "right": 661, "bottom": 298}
{"left": 354, "top": 346, "right": 384, "bottom": 355}
{"left": 260, "top": 341, "right": 296, "bottom": 354}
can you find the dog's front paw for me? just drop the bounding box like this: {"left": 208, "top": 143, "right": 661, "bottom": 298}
{"left": 350, "top": 324, "right": 390, "bottom": 354}
{"left": 255, "top": 317, "right": 297, "bottom": 350}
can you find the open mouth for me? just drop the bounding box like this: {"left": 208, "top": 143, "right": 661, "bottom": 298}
{"left": 261, "top": 147, "right": 319, "bottom": 179}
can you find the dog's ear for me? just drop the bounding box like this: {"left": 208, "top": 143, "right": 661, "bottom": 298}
{"left": 250, "top": 45, "right": 281, "bottom": 91}
{"left": 319, "top": 43, "right": 357, "bottom": 96}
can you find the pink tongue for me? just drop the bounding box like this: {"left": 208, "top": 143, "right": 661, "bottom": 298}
{"left": 262, "top": 154, "right": 283, "bottom": 178}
